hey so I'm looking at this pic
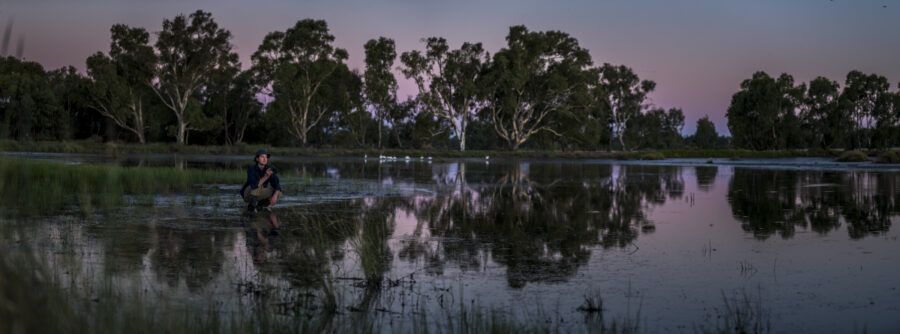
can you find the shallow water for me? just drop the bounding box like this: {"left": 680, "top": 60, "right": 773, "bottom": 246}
{"left": 2, "top": 153, "right": 899, "bottom": 332}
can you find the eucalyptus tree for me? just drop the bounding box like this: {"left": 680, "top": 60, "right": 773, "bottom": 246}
{"left": 726, "top": 72, "right": 804, "bottom": 150}
{"left": 152, "top": 10, "right": 238, "bottom": 144}
{"left": 663, "top": 108, "right": 685, "bottom": 147}
{"left": 480, "top": 26, "right": 593, "bottom": 150}
{"left": 387, "top": 98, "right": 416, "bottom": 148}
{"left": 401, "top": 37, "right": 487, "bottom": 152}
{"left": 85, "top": 24, "right": 156, "bottom": 143}
{"left": 363, "top": 37, "right": 397, "bottom": 148}
{"left": 337, "top": 69, "right": 372, "bottom": 147}
{"left": 205, "top": 69, "right": 261, "bottom": 145}
{"left": 596, "top": 63, "right": 655, "bottom": 151}
{"left": 841, "top": 70, "right": 890, "bottom": 148}
{"left": 693, "top": 115, "right": 718, "bottom": 149}
{"left": 47, "top": 66, "right": 91, "bottom": 141}
{"left": 307, "top": 62, "right": 360, "bottom": 146}
{"left": 0, "top": 56, "right": 57, "bottom": 140}
{"left": 252, "top": 19, "right": 348, "bottom": 147}
{"left": 801, "top": 76, "right": 843, "bottom": 148}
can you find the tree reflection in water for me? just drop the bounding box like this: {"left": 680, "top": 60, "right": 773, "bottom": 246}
{"left": 727, "top": 169, "right": 896, "bottom": 240}
{"left": 399, "top": 162, "right": 683, "bottom": 288}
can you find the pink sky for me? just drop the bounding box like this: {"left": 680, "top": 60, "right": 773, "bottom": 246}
{"left": 4, "top": 0, "right": 899, "bottom": 135}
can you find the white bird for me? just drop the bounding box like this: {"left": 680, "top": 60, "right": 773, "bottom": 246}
{"left": 485, "top": 155, "right": 490, "bottom": 160}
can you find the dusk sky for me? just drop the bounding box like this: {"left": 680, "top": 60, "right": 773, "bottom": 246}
{"left": 5, "top": 0, "right": 899, "bottom": 134}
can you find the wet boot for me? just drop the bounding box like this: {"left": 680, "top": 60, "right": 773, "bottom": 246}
{"left": 247, "top": 195, "right": 260, "bottom": 214}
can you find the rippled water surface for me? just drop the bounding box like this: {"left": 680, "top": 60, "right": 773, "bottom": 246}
{"left": 2, "top": 153, "right": 899, "bottom": 333}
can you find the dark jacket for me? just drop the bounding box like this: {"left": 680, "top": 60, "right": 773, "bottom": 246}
{"left": 240, "top": 164, "right": 282, "bottom": 195}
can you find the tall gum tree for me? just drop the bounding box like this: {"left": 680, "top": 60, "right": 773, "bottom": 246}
{"left": 596, "top": 63, "right": 655, "bottom": 151}
{"left": 251, "top": 19, "right": 348, "bottom": 147}
{"left": 726, "top": 72, "right": 804, "bottom": 150}
{"left": 841, "top": 70, "right": 890, "bottom": 148}
{"left": 363, "top": 37, "right": 397, "bottom": 149}
{"left": 801, "top": 76, "right": 842, "bottom": 148}
{"left": 86, "top": 24, "right": 156, "bottom": 144}
{"left": 480, "top": 26, "right": 593, "bottom": 151}
{"left": 401, "top": 37, "right": 486, "bottom": 152}
{"left": 152, "top": 10, "right": 238, "bottom": 144}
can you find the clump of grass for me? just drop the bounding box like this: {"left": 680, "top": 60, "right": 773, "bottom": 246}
{"left": 577, "top": 294, "right": 604, "bottom": 314}
{"left": 701, "top": 289, "right": 771, "bottom": 334}
{"left": 0, "top": 159, "right": 244, "bottom": 216}
{"left": 876, "top": 151, "right": 900, "bottom": 164}
{"left": 0, "top": 246, "right": 84, "bottom": 334}
{"left": 836, "top": 150, "right": 870, "bottom": 162}
{"left": 638, "top": 152, "right": 666, "bottom": 160}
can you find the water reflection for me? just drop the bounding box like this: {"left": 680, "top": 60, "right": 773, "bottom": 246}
{"left": 151, "top": 227, "right": 232, "bottom": 291}
{"left": 5, "top": 155, "right": 900, "bottom": 332}
{"left": 397, "top": 162, "right": 682, "bottom": 288}
{"left": 695, "top": 166, "right": 718, "bottom": 192}
{"left": 728, "top": 169, "right": 896, "bottom": 239}
{"left": 242, "top": 210, "right": 281, "bottom": 264}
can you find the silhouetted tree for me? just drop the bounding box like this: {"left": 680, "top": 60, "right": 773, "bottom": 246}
{"left": 152, "top": 10, "right": 238, "bottom": 144}
{"left": 401, "top": 37, "right": 487, "bottom": 152}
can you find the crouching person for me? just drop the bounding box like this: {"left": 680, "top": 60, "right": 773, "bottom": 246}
{"left": 241, "top": 149, "right": 282, "bottom": 213}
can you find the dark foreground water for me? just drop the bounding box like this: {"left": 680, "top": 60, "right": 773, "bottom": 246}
{"left": 2, "top": 153, "right": 899, "bottom": 333}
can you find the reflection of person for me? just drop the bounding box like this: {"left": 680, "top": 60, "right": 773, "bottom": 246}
{"left": 244, "top": 210, "right": 280, "bottom": 264}
{"left": 240, "top": 149, "right": 282, "bottom": 213}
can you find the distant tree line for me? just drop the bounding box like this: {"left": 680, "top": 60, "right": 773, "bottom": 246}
{"left": 727, "top": 71, "right": 900, "bottom": 150}
{"left": 6, "top": 10, "right": 894, "bottom": 152}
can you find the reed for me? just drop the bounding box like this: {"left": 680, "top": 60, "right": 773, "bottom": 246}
{"left": 0, "top": 158, "right": 243, "bottom": 216}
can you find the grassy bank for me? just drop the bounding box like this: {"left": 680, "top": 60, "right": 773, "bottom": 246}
{"left": 0, "top": 139, "right": 847, "bottom": 160}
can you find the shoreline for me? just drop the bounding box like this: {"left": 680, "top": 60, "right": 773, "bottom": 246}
{"left": 0, "top": 139, "right": 860, "bottom": 160}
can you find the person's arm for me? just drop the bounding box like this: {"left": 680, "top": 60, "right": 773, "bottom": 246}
{"left": 258, "top": 168, "right": 273, "bottom": 188}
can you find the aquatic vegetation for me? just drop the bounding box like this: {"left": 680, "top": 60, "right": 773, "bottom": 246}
{"left": 0, "top": 158, "right": 243, "bottom": 216}
{"left": 876, "top": 150, "right": 900, "bottom": 164}
{"left": 836, "top": 150, "right": 870, "bottom": 162}
{"left": 637, "top": 151, "right": 665, "bottom": 160}
{"left": 700, "top": 290, "right": 771, "bottom": 334}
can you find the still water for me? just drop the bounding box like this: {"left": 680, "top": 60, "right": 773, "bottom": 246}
{"left": 2, "top": 153, "right": 899, "bottom": 333}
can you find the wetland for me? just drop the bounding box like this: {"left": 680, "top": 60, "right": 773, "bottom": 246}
{"left": 1, "top": 153, "right": 899, "bottom": 333}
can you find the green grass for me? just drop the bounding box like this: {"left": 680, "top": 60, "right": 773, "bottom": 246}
{"left": 0, "top": 158, "right": 244, "bottom": 216}
{"left": 876, "top": 150, "right": 900, "bottom": 164}
{"left": 836, "top": 150, "right": 870, "bottom": 162}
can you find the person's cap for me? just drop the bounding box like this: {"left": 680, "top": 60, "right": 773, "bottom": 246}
{"left": 255, "top": 149, "right": 271, "bottom": 160}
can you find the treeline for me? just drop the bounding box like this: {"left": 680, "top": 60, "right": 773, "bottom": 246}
{"left": 4, "top": 10, "right": 895, "bottom": 153}
{"left": 0, "top": 10, "right": 727, "bottom": 152}
{"left": 727, "top": 71, "right": 900, "bottom": 150}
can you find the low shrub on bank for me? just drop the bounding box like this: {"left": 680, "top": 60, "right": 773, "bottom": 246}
{"left": 638, "top": 151, "right": 666, "bottom": 160}
{"left": 836, "top": 150, "right": 870, "bottom": 162}
{"left": 876, "top": 151, "right": 900, "bottom": 164}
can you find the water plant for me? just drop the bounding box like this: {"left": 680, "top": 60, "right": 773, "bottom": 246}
{"left": 876, "top": 150, "right": 900, "bottom": 164}
{"left": 836, "top": 150, "right": 870, "bottom": 162}
{"left": 0, "top": 158, "right": 244, "bottom": 216}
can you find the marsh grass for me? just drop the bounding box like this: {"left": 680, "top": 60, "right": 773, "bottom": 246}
{"left": 698, "top": 289, "right": 771, "bottom": 334}
{"left": 876, "top": 150, "right": 900, "bottom": 164}
{"left": 836, "top": 150, "right": 870, "bottom": 162}
{"left": 0, "top": 158, "right": 243, "bottom": 216}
